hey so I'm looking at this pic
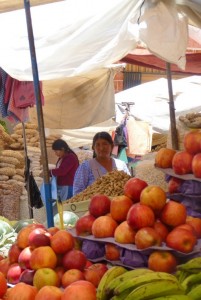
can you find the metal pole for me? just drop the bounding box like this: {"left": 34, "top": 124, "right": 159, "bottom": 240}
{"left": 24, "top": 0, "right": 54, "bottom": 227}
{"left": 166, "top": 62, "right": 179, "bottom": 150}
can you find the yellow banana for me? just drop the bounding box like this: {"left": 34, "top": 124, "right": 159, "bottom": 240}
{"left": 96, "top": 266, "right": 127, "bottom": 300}
{"left": 187, "top": 283, "right": 201, "bottom": 300}
{"left": 181, "top": 272, "right": 201, "bottom": 293}
{"left": 110, "top": 288, "right": 134, "bottom": 300}
{"left": 124, "top": 280, "right": 185, "bottom": 300}
{"left": 150, "top": 295, "right": 193, "bottom": 300}
{"left": 114, "top": 271, "right": 179, "bottom": 295}
{"left": 105, "top": 267, "right": 153, "bottom": 297}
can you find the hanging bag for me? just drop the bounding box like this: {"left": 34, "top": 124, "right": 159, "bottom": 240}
{"left": 40, "top": 175, "right": 58, "bottom": 205}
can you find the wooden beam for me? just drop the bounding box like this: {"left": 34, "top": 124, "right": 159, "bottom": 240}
{"left": 0, "top": 0, "right": 64, "bottom": 14}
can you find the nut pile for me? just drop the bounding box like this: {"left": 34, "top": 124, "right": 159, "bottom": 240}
{"left": 179, "top": 113, "right": 201, "bottom": 128}
{"left": 66, "top": 170, "right": 131, "bottom": 203}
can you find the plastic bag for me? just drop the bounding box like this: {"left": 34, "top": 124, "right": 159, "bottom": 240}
{"left": 40, "top": 176, "right": 58, "bottom": 205}
{"left": 114, "top": 123, "right": 127, "bottom": 147}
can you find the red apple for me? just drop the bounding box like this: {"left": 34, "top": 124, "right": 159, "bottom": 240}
{"left": 7, "top": 263, "right": 23, "bottom": 285}
{"left": 168, "top": 177, "right": 183, "bottom": 194}
{"left": 155, "top": 148, "right": 176, "bottom": 168}
{"left": 75, "top": 214, "right": 96, "bottom": 236}
{"left": 110, "top": 195, "right": 133, "bottom": 222}
{"left": 29, "top": 246, "right": 58, "bottom": 270}
{"left": 61, "top": 269, "right": 85, "bottom": 288}
{"left": 123, "top": 177, "right": 148, "bottom": 202}
{"left": 148, "top": 250, "right": 177, "bottom": 273}
{"left": 192, "top": 153, "right": 201, "bottom": 178}
{"left": 0, "top": 258, "right": 10, "bottom": 277}
{"left": 89, "top": 194, "right": 111, "bottom": 217}
{"left": 91, "top": 215, "right": 118, "bottom": 238}
{"left": 62, "top": 280, "right": 97, "bottom": 300}
{"left": 8, "top": 243, "right": 22, "bottom": 264}
{"left": 160, "top": 200, "right": 187, "bottom": 228}
{"left": 166, "top": 227, "right": 197, "bottom": 253}
{"left": 134, "top": 227, "right": 162, "bottom": 249}
{"left": 34, "top": 286, "right": 63, "bottom": 300}
{"left": 47, "top": 226, "right": 60, "bottom": 236}
{"left": 87, "top": 263, "right": 108, "bottom": 279}
{"left": 172, "top": 151, "right": 193, "bottom": 175}
{"left": 50, "top": 230, "right": 74, "bottom": 254}
{"left": 184, "top": 129, "right": 201, "bottom": 155}
{"left": 19, "top": 269, "right": 36, "bottom": 285}
{"left": 105, "top": 243, "right": 120, "bottom": 261}
{"left": 140, "top": 185, "right": 167, "bottom": 215}
{"left": 85, "top": 260, "right": 93, "bottom": 268}
{"left": 175, "top": 223, "right": 197, "bottom": 237}
{"left": 114, "top": 221, "right": 136, "bottom": 244}
{"left": 83, "top": 268, "right": 101, "bottom": 288}
{"left": 18, "top": 246, "right": 33, "bottom": 269}
{"left": 55, "top": 266, "right": 65, "bottom": 285}
{"left": 153, "top": 220, "right": 169, "bottom": 242}
{"left": 28, "top": 228, "right": 51, "bottom": 249}
{"left": 62, "top": 249, "right": 87, "bottom": 271}
{"left": 186, "top": 215, "right": 201, "bottom": 238}
{"left": 127, "top": 203, "right": 155, "bottom": 230}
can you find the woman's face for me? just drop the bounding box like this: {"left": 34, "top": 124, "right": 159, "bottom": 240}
{"left": 93, "top": 138, "right": 113, "bottom": 159}
{"left": 54, "top": 149, "right": 65, "bottom": 158}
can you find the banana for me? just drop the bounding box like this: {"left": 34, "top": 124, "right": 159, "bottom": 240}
{"left": 181, "top": 272, "right": 201, "bottom": 293}
{"left": 110, "top": 288, "right": 134, "bottom": 300}
{"left": 178, "top": 271, "right": 191, "bottom": 283}
{"left": 187, "top": 284, "right": 201, "bottom": 300}
{"left": 105, "top": 267, "right": 154, "bottom": 297}
{"left": 150, "top": 296, "right": 193, "bottom": 300}
{"left": 124, "top": 280, "right": 185, "bottom": 300}
{"left": 96, "top": 265, "right": 127, "bottom": 300}
{"left": 114, "top": 271, "right": 179, "bottom": 295}
{"left": 177, "top": 257, "right": 201, "bottom": 273}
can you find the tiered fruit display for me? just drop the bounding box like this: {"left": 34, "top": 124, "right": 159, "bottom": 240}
{"left": 0, "top": 222, "right": 110, "bottom": 299}
{"left": 74, "top": 179, "right": 200, "bottom": 270}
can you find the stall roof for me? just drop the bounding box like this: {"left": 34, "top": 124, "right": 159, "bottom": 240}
{"left": 0, "top": 0, "right": 199, "bottom": 81}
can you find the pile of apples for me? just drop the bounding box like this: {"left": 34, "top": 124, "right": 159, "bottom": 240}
{"left": 0, "top": 223, "right": 109, "bottom": 300}
{"left": 75, "top": 177, "right": 201, "bottom": 273}
{"left": 155, "top": 129, "right": 201, "bottom": 182}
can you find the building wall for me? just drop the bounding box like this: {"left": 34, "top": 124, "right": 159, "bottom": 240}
{"left": 114, "top": 64, "right": 189, "bottom": 93}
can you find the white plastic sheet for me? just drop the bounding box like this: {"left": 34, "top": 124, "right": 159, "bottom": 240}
{"left": 0, "top": 0, "right": 189, "bottom": 81}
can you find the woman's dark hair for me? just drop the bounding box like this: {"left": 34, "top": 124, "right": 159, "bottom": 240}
{"left": 92, "top": 132, "right": 114, "bottom": 157}
{"left": 52, "top": 139, "right": 75, "bottom": 154}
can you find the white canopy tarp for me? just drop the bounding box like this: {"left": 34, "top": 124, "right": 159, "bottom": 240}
{"left": 115, "top": 75, "right": 201, "bottom": 133}
{"left": 29, "top": 66, "right": 120, "bottom": 129}
{"left": 0, "top": 0, "right": 190, "bottom": 81}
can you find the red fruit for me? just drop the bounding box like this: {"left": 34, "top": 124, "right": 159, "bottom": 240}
{"left": 7, "top": 263, "right": 23, "bottom": 285}
{"left": 160, "top": 200, "right": 187, "bottom": 228}
{"left": 148, "top": 251, "right": 177, "bottom": 273}
{"left": 155, "top": 148, "right": 176, "bottom": 168}
{"left": 110, "top": 195, "right": 133, "bottom": 222}
{"left": 134, "top": 227, "right": 162, "bottom": 249}
{"left": 62, "top": 249, "right": 87, "bottom": 271}
{"left": 123, "top": 178, "right": 148, "bottom": 202}
{"left": 184, "top": 129, "right": 201, "bottom": 155}
{"left": 153, "top": 220, "right": 169, "bottom": 242}
{"left": 28, "top": 228, "right": 51, "bottom": 249}
{"left": 166, "top": 228, "right": 197, "bottom": 253}
{"left": 172, "top": 151, "right": 193, "bottom": 175}
{"left": 127, "top": 203, "right": 155, "bottom": 230}
{"left": 89, "top": 194, "right": 111, "bottom": 217}
{"left": 91, "top": 215, "right": 118, "bottom": 238}
{"left": 75, "top": 215, "right": 96, "bottom": 236}
{"left": 168, "top": 177, "right": 183, "bottom": 194}
{"left": 8, "top": 243, "right": 22, "bottom": 264}
{"left": 192, "top": 153, "right": 201, "bottom": 178}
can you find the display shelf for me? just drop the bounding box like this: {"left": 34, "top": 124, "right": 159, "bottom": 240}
{"left": 156, "top": 166, "right": 201, "bottom": 182}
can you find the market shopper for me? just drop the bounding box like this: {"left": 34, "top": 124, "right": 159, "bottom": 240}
{"left": 73, "top": 131, "right": 130, "bottom": 195}
{"left": 50, "top": 139, "right": 79, "bottom": 201}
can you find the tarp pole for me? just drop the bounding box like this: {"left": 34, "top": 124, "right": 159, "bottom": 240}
{"left": 24, "top": 0, "right": 54, "bottom": 227}
{"left": 166, "top": 62, "right": 179, "bottom": 150}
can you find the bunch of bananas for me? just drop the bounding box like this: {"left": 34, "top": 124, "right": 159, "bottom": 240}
{"left": 96, "top": 266, "right": 191, "bottom": 300}
{"left": 176, "top": 257, "right": 201, "bottom": 299}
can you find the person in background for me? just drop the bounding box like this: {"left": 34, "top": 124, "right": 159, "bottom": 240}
{"left": 51, "top": 139, "right": 79, "bottom": 201}
{"left": 73, "top": 131, "right": 130, "bottom": 195}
